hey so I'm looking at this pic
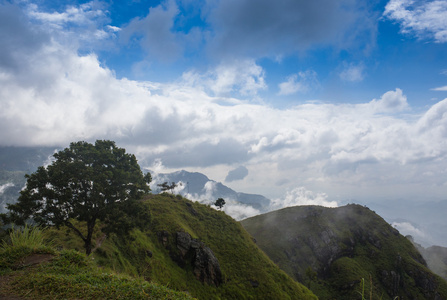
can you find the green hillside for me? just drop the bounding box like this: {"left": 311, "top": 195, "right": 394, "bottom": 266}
{"left": 0, "top": 226, "right": 193, "bottom": 299}
{"left": 45, "top": 194, "right": 316, "bottom": 300}
{"left": 241, "top": 204, "right": 447, "bottom": 300}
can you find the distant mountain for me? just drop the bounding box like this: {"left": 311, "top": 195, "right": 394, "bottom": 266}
{"left": 151, "top": 170, "right": 271, "bottom": 213}
{"left": 241, "top": 204, "right": 447, "bottom": 300}
{"left": 409, "top": 236, "right": 447, "bottom": 281}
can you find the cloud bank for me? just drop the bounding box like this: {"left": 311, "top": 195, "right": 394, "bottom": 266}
{"left": 2, "top": 1, "right": 447, "bottom": 206}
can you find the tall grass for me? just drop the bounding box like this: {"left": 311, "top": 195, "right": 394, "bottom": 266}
{"left": 3, "top": 225, "right": 48, "bottom": 249}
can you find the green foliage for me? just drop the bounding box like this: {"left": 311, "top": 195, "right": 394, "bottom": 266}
{"left": 214, "top": 197, "right": 225, "bottom": 210}
{"left": 3, "top": 140, "right": 151, "bottom": 255}
{"left": 157, "top": 182, "right": 178, "bottom": 193}
{"left": 3, "top": 225, "right": 49, "bottom": 249}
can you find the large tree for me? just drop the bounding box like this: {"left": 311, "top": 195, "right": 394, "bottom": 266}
{"left": 3, "top": 140, "right": 151, "bottom": 255}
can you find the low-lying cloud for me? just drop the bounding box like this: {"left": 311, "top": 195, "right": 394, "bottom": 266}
{"left": 271, "top": 187, "right": 337, "bottom": 210}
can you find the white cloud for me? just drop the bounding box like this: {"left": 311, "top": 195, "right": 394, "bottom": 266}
{"left": 278, "top": 70, "right": 319, "bottom": 95}
{"left": 432, "top": 85, "right": 447, "bottom": 91}
{"left": 339, "top": 62, "right": 365, "bottom": 82}
{"left": 182, "top": 59, "right": 267, "bottom": 97}
{"left": 365, "top": 88, "right": 409, "bottom": 113}
{"left": 392, "top": 221, "right": 428, "bottom": 241}
{"left": 27, "top": 2, "right": 107, "bottom": 26}
{"left": 271, "top": 187, "right": 338, "bottom": 209}
{"left": 222, "top": 202, "right": 261, "bottom": 221}
{"left": 384, "top": 0, "right": 447, "bottom": 43}
{"left": 24, "top": 1, "right": 117, "bottom": 49}
{"left": 3, "top": 1, "right": 447, "bottom": 206}
{"left": 0, "top": 183, "right": 14, "bottom": 195}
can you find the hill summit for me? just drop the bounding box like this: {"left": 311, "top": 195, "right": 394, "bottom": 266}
{"left": 241, "top": 204, "right": 447, "bottom": 300}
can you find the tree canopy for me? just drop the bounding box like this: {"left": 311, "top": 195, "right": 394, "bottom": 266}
{"left": 3, "top": 140, "right": 151, "bottom": 255}
{"left": 157, "top": 182, "right": 177, "bottom": 194}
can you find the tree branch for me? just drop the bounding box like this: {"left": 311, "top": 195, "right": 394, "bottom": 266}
{"left": 64, "top": 220, "right": 87, "bottom": 242}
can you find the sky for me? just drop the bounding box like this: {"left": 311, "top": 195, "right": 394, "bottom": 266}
{"left": 1, "top": 0, "right": 447, "bottom": 228}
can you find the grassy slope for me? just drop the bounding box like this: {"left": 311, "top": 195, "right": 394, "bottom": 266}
{"left": 241, "top": 204, "right": 447, "bottom": 300}
{"left": 48, "top": 194, "right": 316, "bottom": 300}
{"left": 0, "top": 233, "right": 193, "bottom": 299}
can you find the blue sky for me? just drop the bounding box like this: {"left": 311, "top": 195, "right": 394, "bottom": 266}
{"left": 19, "top": 0, "right": 447, "bottom": 106}
{"left": 1, "top": 0, "right": 447, "bottom": 243}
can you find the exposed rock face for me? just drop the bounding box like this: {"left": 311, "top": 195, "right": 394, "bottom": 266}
{"left": 175, "top": 231, "right": 223, "bottom": 286}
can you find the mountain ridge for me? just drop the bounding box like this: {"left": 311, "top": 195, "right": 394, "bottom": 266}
{"left": 241, "top": 204, "right": 447, "bottom": 300}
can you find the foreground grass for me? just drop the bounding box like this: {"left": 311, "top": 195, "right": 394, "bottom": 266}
{"left": 0, "top": 226, "right": 194, "bottom": 300}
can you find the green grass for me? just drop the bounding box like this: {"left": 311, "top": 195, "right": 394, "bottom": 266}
{"left": 4, "top": 224, "right": 49, "bottom": 249}
{"left": 46, "top": 194, "right": 317, "bottom": 299}
{"left": 0, "top": 226, "right": 195, "bottom": 300}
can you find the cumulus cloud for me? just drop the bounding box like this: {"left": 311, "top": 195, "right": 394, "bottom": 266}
{"left": 182, "top": 59, "right": 267, "bottom": 97}
{"left": 384, "top": 0, "right": 447, "bottom": 43}
{"left": 225, "top": 166, "right": 249, "bottom": 182}
{"left": 278, "top": 70, "right": 319, "bottom": 95}
{"left": 365, "top": 88, "right": 409, "bottom": 113}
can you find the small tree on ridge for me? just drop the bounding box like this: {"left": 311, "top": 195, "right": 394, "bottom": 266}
{"left": 214, "top": 198, "right": 226, "bottom": 210}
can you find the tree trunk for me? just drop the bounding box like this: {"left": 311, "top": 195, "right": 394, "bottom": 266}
{"left": 85, "top": 218, "right": 96, "bottom": 256}
{"left": 85, "top": 239, "right": 92, "bottom": 256}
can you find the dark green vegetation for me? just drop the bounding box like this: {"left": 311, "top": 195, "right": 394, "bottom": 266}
{"left": 241, "top": 204, "right": 447, "bottom": 300}
{"left": 0, "top": 225, "right": 193, "bottom": 299}
{"left": 214, "top": 197, "right": 225, "bottom": 210}
{"left": 3, "top": 140, "right": 152, "bottom": 255}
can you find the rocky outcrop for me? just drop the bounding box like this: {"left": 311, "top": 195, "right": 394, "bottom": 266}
{"left": 158, "top": 230, "right": 222, "bottom": 286}
{"left": 176, "top": 231, "right": 222, "bottom": 286}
